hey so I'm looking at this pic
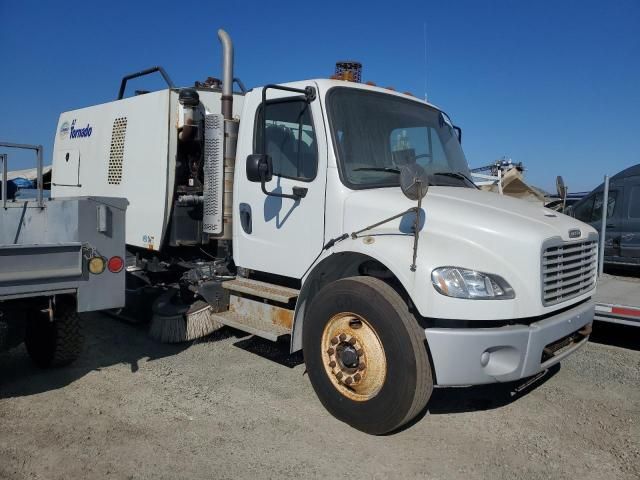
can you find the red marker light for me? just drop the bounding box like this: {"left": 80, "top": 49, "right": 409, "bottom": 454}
{"left": 107, "top": 256, "right": 124, "bottom": 273}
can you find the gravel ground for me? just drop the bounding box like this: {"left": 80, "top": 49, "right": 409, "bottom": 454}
{"left": 1, "top": 314, "right": 638, "bottom": 480}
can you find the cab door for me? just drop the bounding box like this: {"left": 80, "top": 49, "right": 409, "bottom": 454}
{"left": 620, "top": 177, "right": 640, "bottom": 262}
{"left": 574, "top": 190, "right": 620, "bottom": 259}
{"left": 233, "top": 82, "right": 327, "bottom": 279}
{"left": 591, "top": 188, "right": 621, "bottom": 259}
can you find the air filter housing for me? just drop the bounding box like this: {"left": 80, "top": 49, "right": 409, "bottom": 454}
{"left": 203, "top": 113, "right": 224, "bottom": 235}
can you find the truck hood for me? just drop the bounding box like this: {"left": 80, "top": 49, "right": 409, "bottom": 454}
{"left": 341, "top": 186, "right": 597, "bottom": 319}
{"left": 342, "top": 186, "right": 594, "bottom": 244}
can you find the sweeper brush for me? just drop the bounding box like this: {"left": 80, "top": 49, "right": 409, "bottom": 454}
{"left": 149, "top": 291, "right": 222, "bottom": 344}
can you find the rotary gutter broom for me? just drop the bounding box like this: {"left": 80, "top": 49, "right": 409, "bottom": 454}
{"left": 149, "top": 289, "right": 222, "bottom": 343}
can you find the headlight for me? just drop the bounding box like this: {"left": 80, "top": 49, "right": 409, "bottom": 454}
{"left": 431, "top": 267, "right": 515, "bottom": 300}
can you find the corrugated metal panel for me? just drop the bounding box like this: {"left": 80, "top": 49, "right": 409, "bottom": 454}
{"left": 203, "top": 113, "right": 224, "bottom": 234}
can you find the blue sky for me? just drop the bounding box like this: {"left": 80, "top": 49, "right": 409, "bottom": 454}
{"left": 1, "top": 0, "right": 638, "bottom": 193}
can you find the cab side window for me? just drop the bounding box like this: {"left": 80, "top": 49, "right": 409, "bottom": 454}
{"left": 255, "top": 100, "right": 318, "bottom": 181}
{"left": 573, "top": 196, "right": 595, "bottom": 223}
{"left": 592, "top": 191, "right": 617, "bottom": 222}
{"left": 574, "top": 191, "right": 618, "bottom": 223}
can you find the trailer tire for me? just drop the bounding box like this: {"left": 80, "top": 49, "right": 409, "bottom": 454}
{"left": 25, "top": 305, "right": 83, "bottom": 368}
{"left": 303, "top": 276, "right": 433, "bottom": 434}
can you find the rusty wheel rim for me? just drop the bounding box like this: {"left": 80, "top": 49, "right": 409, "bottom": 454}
{"left": 321, "top": 312, "right": 386, "bottom": 402}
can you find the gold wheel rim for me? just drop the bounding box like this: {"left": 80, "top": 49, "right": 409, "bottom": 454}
{"left": 321, "top": 312, "right": 387, "bottom": 402}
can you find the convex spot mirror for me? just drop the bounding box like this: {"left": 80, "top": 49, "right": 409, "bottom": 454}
{"left": 400, "top": 164, "right": 430, "bottom": 201}
{"left": 246, "top": 154, "right": 273, "bottom": 183}
{"left": 556, "top": 175, "right": 567, "bottom": 199}
{"left": 454, "top": 126, "right": 462, "bottom": 143}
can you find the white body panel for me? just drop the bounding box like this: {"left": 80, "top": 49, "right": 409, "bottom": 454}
{"left": 53, "top": 90, "right": 172, "bottom": 250}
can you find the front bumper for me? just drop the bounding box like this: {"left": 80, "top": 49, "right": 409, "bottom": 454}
{"left": 424, "top": 300, "right": 594, "bottom": 386}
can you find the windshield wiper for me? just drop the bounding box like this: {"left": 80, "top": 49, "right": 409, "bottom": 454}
{"left": 432, "top": 171, "right": 478, "bottom": 188}
{"left": 352, "top": 167, "right": 401, "bottom": 174}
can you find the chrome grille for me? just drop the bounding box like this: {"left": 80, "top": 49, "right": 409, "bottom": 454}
{"left": 542, "top": 240, "right": 597, "bottom": 306}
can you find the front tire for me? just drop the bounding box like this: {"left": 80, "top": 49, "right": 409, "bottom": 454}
{"left": 25, "top": 301, "right": 83, "bottom": 368}
{"left": 303, "top": 276, "right": 433, "bottom": 434}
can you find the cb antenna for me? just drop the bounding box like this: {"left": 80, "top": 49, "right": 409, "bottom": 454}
{"left": 423, "top": 21, "right": 428, "bottom": 102}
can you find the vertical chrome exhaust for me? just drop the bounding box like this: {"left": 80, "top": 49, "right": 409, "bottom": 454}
{"left": 205, "top": 28, "right": 237, "bottom": 242}
{"left": 217, "top": 29, "right": 234, "bottom": 120}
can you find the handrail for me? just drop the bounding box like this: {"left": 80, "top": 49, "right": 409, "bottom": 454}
{"left": 117, "top": 66, "right": 175, "bottom": 100}
{"left": 0, "top": 142, "right": 44, "bottom": 208}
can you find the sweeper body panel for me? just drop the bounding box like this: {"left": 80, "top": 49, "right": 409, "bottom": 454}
{"left": 1, "top": 143, "right": 127, "bottom": 367}
{"left": 53, "top": 89, "right": 244, "bottom": 251}
{"left": 50, "top": 30, "right": 596, "bottom": 434}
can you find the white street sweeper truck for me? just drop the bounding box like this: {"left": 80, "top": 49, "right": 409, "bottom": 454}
{"left": 50, "top": 29, "right": 597, "bottom": 434}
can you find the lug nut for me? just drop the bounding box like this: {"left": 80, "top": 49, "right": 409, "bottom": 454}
{"left": 353, "top": 373, "right": 361, "bottom": 382}
{"left": 330, "top": 337, "right": 339, "bottom": 345}
{"left": 345, "top": 376, "right": 353, "bottom": 385}
{"left": 339, "top": 333, "right": 347, "bottom": 341}
{"left": 356, "top": 348, "right": 364, "bottom": 356}
{"left": 327, "top": 347, "right": 335, "bottom": 355}
{"left": 358, "top": 362, "right": 366, "bottom": 371}
{"left": 329, "top": 361, "right": 336, "bottom": 368}
{"left": 336, "top": 372, "right": 343, "bottom": 380}
{"left": 348, "top": 337, "right": 357, "bottom": 345}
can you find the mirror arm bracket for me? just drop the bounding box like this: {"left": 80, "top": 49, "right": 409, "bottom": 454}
{"left": 260, "top": 84, "right": 317, "bottom": 156}
{"left": 260, "top": 175, "right": 306, "bottom": 200}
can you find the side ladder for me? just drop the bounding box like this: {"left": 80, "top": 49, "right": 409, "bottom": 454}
{"left": 210, "top": 278, "right": 299, "bottom": 341}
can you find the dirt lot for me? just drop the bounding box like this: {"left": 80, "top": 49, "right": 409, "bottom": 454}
{"left": 1, "top": 314, "right": 638, "bottom": 480}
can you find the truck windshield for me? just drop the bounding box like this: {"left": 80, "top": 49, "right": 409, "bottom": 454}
{"left": 327, "top": 88, "right": 473, "bottom": 189}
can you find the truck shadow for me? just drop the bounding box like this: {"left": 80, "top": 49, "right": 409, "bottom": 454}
{"left": 382, "top": 365, "right": 561, "bottom": 434}
{"left": 0, "top": 314, "right": 303, "bottom": 401}
{"left": 425, "top": 363, "right": 560, "bottom": 416}
{"left": 231, "top": 334, "right": 304, "bottom": 368}
{"left": 590, "top": 321, "right": 640, "bottom": 351}
{"left": 0, "top": 312, "right": 195, "bottom": 400}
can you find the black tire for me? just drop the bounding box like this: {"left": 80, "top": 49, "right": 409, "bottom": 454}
{"left": 303, "top": 276, "right": 433, "bottom": 434}
{"left": 25, "top": 303, "right": 83, "bottom": 368}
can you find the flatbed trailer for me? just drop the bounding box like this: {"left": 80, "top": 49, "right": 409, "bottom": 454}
{"left": 594, "top": 273, "right": 640, "bottom": 327}
{"left": 0, "top": 143, "right": 127, "bottom": 366}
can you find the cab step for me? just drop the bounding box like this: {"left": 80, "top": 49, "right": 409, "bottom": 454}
{"left": 222, "top": 278, "right": 299, "bottom": 304}
{"left": 210, "top": 294, "right": 293, "bottom": 341}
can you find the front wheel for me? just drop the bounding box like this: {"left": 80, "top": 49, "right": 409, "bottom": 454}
{"left": 303, "top": 276, "right": 433, "bottom": 434}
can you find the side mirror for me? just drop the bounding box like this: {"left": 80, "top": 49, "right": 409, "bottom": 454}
{"left": 453, "top": 126, "right": 462, "bottom": 144}
{"left": 246, "top": 154, "right": 273, "bottom": 183}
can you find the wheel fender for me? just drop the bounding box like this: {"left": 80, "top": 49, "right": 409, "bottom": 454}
{"left": 291, "top": 241, "right": 417, "bottom": 353}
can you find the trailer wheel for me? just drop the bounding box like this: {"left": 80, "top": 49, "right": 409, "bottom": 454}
{"left": 303, "top": 276, "right": 433, "bottom": 434}
{"left": 25, "top": 303, "right": 83, "bottom": 368}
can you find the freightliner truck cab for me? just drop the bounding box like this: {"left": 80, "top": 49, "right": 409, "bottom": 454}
{"left": 51, "top": 30, "right": 596, "bottom": 434}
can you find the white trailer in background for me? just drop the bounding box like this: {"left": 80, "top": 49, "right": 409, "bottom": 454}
{"left": 591, "top": 173, "right": 640, "bottom": 328}
{"left": 594, "top": 274, "right": 640, "bottom": 327}
{"left": 47, "top": 29, "right": 598, "bottom": 434}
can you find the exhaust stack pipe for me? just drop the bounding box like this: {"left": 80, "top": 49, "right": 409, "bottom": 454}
{"left": 218, "top": 29, "right": 234, "bottom": 120}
